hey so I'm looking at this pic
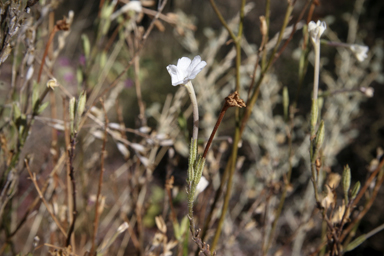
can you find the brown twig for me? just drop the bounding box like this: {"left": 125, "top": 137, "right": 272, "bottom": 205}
{"left": 37, "top": 17, "right": 70, "bottom": 83}
{"left": 66, "top": 132, "right": 78, "bottom": 246}
{"left": 90, "top": 99, "right": 109, "bottom": 256}
{"left": 25, "top": 160, "right": 67, "bottom": 237}
{"left": 8, "top": 154, "right": 66, "bottom": 238}
{"left": 202, "top": 91, "right": 246, "bottom": 159}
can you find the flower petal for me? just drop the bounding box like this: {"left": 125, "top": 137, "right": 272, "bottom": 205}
{"left": 187, "top": 55, "right": 202, "bottom": 74}
{"left": 166, "top": 65, "right": 184, "bottom": 86}
{"left": 176, "top": 57, "right": 192, "bottom": 73}
{"left": 308, "top": 21, "right": 317, "bottom": 32}
{"left": 187, "top": 60, "right": 207, "bottom": 80}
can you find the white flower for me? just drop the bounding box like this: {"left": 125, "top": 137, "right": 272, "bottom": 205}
{"left": 196, "top": 176, "right": 209, "bottom": 195}
{"left": 308, "top": 20, "right": 326, "bottom": 44}
{"left": 350, "top": 44, "right": 369, "bottom": 62}
{"left": 166, "top": 55, "right": 207, "bottom": 86}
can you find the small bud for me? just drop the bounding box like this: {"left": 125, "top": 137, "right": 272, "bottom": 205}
{"left": 69, "top": 97, "right": 76, "bottom": 134}
{"left": 283, "top": 86, "right": 289, "bottom": 121}
{"left": 342, "top": 165, "right": 351, "bottom": 203}
{"left": 359, "top": 87, "right": 374, "bottom": 97}
{"left": 75, "top": 91, "right": 87, "bottom": 132}
{"left": 81, "top": 34, "right": 91, "bottom": 58}
{"left": 259, "top": 16, "right": 267, "bottom": 37}
{"left": 351, "top": 181, "right": 361, "bottom": 200}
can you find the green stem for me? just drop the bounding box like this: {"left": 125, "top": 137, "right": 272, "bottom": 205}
{"left": 211, "top": 124, "right": 240, "bottom": 252}
{"left": 184, "top": 81, "right": 199, "bottom": 141}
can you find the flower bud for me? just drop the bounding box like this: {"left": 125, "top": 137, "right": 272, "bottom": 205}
{"left": 342, "top": 165, "right": 351, "bottom": 203}
{"left": 351, "top": 181, "right": 360, "bottom": 200}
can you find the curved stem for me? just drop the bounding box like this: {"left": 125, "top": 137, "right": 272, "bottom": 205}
{"left": 184, "top": 81, "right": 199, "bottom": 141}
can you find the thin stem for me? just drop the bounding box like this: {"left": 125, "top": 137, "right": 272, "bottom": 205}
{"left": 66, "top": 133, "right": 78, "bottom": 246}
{"left": 211, "top": 126, "right": 240, "bottom": 252}
{"left": 90, "top": 99, "right": 109, "bottom": 255}
{"left": 365, "top": 222, "right": 384, "bottom": 240}
{"left": 313, "top": 42, "right": 320, "bottom": 100}
{"left": 209, "top": 0, "right": 237, "bottom": 42}
{"left": 203, "top": 104, "right": 229, "bottom": 159}
{"left": 185, "top": 81, "right": 199, "bottom": 141}
{"left": 25, "top": 160, "right": 67, "bottom": 237}
{"left": 37, "top": 27, "right": 58, "bottom": 83}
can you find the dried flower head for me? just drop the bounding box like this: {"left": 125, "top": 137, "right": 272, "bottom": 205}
{"left": 166, "top": 55, "right": 207, "bottom": 86}
{"left": 46, "top": 78, "right": 59, "bottom": 90}
{"left": 225, "top": 91, "right": 246, "bottom": 108}
{"left": 350, "top": 44, "right": 369, "bottom": 62}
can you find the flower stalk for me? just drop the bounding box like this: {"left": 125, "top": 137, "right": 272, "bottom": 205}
{"left": 307, "top": 20, "right": 326, "bottom": 203}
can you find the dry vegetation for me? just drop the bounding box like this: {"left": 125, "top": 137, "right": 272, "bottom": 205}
{"left": 0, "top": 0, "right": 383, "bottom": 255}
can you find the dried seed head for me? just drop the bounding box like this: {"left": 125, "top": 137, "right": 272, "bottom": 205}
{"left": 225, "top": 91, "right": 246, "bottom": 108}
{"left": 56, "top": 17, "right": 70, "bottom": 31}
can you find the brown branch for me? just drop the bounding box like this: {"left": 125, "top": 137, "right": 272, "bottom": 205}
{"left": 90, "top": 99, "right": 109, "bottom": 255}
{"left": 66, "top": 132, "right": 78, "bottom": 246}
{"left": 25, "top": 160, "right": 67, "bottom": 237}
{"left": 37, "top": 17, "right": 70, "bottom": 83}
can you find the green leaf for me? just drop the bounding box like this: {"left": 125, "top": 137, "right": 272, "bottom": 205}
{"left": 351, "top": 181, "right": 361, "bottom": 200}
{"left": 32, "top": 81, "right": 39, "bottom": 109}
{"left": 81, "top": 34, "right": 91, "bottom": 58}
{"left": 38, "top": 101, "right": 49, "bottom": 114}
{"left": 173, "top": 221, "right": 181, "bottom": 240}
{"left": 180, "top": 215, "right": 188, "bottom": 236}
{"left": 345, "top": 234, "right": 366, "bottom": 252}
